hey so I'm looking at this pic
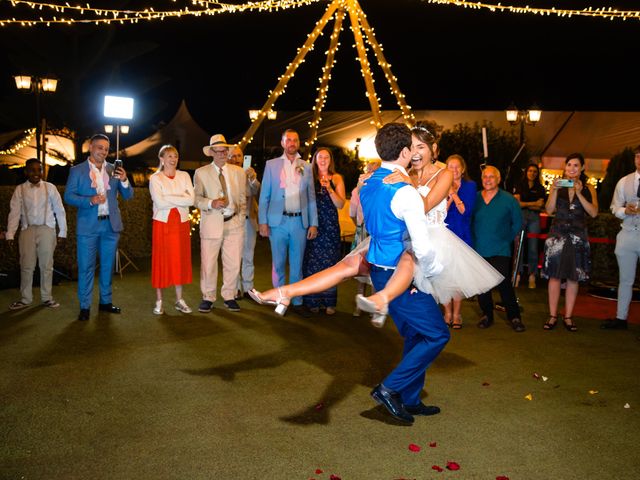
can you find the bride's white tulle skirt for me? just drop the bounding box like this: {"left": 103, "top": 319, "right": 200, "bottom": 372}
{"left": 413, "top": 225, "right": 503, "bottom": 304}
{"left": 347, "top": 225, "right": 503, "bottom": 304}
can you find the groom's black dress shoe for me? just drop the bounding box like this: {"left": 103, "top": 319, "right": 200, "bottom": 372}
{"left": 371, "top": 384, "right": 414, "bottom": 424}
{"left": 99, "top": 303, "right": 121, "bottom": 314}
{"left": 405, "top": 402, "right": 441, "bottom": 416}
{"left": 78, "top": 309, "right": 90, "bottom": 321}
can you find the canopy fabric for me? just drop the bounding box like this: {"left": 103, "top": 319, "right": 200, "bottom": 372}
{"left": 0, "top": 129, "right": 75, "bottom": 167}
{"left": 121, "top": 100, "right": 211, "bottom": 170}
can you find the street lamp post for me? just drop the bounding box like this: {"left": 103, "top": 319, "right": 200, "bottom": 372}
{"left": 506, "top": 103, "right": 542, "bottom": 146}
{"left": 13, "top": 75, "right": 58, "bottom": 171}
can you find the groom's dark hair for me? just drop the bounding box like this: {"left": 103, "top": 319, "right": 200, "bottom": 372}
{"left": 375, "top": 123, "right": 411, "bottom": 161}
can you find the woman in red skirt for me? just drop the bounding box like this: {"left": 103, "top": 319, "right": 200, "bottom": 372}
{"left": 149, "top": 145, "right": 195, "bottom": 314}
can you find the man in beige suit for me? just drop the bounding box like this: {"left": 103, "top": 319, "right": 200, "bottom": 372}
{"left": 194, "top": 134, "right": 247, "bottom": 313}
{"left": 228, "top": 146, "right": 260, "bottom": 298}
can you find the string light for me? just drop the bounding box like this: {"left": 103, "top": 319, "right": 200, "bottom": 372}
{"left": 1, "top": 0, "right": 323, "bottom": 26}
{"left": 354, "top": 0, "right": 415, "bottom": 126}
{"left": 425, "top": 1, "right": 640, "bottom": 21}
{"left": 304, "top": 3, "right": 345, "bottom": 153}
{"left": 239, "top": 0, "right": 417, "bottom": 150}
{"left": 0, "top": 128, "right": 36, "bottom": 155}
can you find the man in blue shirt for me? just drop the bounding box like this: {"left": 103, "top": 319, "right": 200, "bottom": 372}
{"left": 472, "top": 166, "right": 525, "bottom": 332}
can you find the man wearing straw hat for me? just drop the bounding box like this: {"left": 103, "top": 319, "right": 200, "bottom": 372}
{"left": 195, "top": 134, "right": 247, "bottom": 313}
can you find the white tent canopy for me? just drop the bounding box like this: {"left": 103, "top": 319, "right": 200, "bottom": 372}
{"left": 0, "top": 128, "right": 75, "bottom": 167}
{"left": 121, "top": 100, "right": 210, "bottom": 170}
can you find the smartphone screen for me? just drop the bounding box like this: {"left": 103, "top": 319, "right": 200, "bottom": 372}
{"left": 112, "top": 159, "right": 123, "bottom": 177}
{"left": 243, "top": 155, "right": 252, "bottom": 170}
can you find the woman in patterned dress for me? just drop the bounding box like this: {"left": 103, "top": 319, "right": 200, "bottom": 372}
{"left": 542, "top": 153, "right": 598, "bottom": 331}
{"left": 301, "top": 148, "right": 346, "bottom": 314}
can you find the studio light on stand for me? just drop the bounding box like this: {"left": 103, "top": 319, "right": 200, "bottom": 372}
{"left": 103, "top": 95, "right": 138, "bottom": 277}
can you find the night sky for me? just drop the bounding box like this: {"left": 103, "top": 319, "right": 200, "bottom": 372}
{"left": 1, "top": 0, "right": 638, "bottom": 146}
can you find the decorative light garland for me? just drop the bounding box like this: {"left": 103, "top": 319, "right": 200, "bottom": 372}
{"left": 240, "top": 0, "right": 416, "bottom": 151}
{"left": 0, "top": 128, "right": 36, "bottom": 155}
{"left": 1, "top": 0, "right": 323, "bottom": 26}
{"left": 425, "top": 0, "right": 640, "bottom": 21}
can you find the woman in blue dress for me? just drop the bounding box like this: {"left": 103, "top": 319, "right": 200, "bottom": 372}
{"left": 302, "top": 148, "right": 346, "bottom": 314}
{"left": 442, "top": 154, "right": 477, "bottom": 328}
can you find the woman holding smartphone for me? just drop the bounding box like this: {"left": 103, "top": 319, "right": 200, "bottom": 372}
{"left": 542, "top": 153, "right": 598, "bottom": 331}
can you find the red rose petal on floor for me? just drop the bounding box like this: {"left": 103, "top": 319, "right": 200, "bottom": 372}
{"left": 496, "top": 476, "right": 510, "bottom": 480}
{"left": 533, "top": 372, "right": 540, "bottom": 379}
{"left": 432, "top": 465, "right": 443, "bottom": 472}
{"left": 482, "top": 382, "right": 490, "bottom": 386}
{"left": 315, "top": 469, "right": 323, "bottom": 474}
{"left": 408, "top": 443, "right": 421, "bottom": 452}
{"left": 315, "top": 403, "right": 324, "bottom": 411}
{"left": 429, "top": 442, "right": 437, "bottom": 447}
{"left": 329, "top": 475, "right": 342, "bottom": 480}
{"left": 446, "top": 461, "right": 460, "bottom": 470}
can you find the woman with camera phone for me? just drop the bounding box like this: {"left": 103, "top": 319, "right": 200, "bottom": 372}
{"left": 542, "top": 153, "right": 598, "bottom": 331}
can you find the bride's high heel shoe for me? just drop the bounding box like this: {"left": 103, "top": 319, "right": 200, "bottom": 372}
{"left": 248, "top": 288, "right": 290, "bottom": 316}
{"left": 356, "top": 294, "right": 388, "bottom": 328}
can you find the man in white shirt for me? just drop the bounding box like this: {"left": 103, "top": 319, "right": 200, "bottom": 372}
{"left": 228, "top": 146, "right": 260, "bottom": 298}
{"left": 602, "top": 146, "right": 640, "bottom": 330}
{"left": 194, "top": 135, "right": 247, "bottom": 313}
{"left": 6, "top": 158, "right": 67, "bottom": 310}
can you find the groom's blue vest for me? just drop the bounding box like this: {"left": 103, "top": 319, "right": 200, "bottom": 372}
{"left": 360, "top": 167, "right": 408, "bottom": 267}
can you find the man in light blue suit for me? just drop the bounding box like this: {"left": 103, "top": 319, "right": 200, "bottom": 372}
{"left": 64, "top": 134, "right": 134, "bottom": 321}
{"left": 258, "top": 129, "right": 318, "bottom": 317}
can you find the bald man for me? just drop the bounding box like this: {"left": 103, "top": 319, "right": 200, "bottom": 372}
{"left": 472, "top": 166, "right": 525, "bottom": 332}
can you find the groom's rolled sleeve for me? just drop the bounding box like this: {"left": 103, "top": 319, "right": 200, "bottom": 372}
{"left": 391, "top": 185, "right": 443, "bottom": 277}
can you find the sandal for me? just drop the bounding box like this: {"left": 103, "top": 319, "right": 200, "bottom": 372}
{"left": 248, "top": 288, "right": 290, "bottom": 316}
{"left": 543, "top": 315, "right": 558, "bottom": 330}
{"left": 452, "top": 314, "right": 463, "bottom": 329}
{"left": 9, "top": 301, "right": 30, "bottom": 310}
{"left": 563, "top": 316, "right": 578, "bottom": 332}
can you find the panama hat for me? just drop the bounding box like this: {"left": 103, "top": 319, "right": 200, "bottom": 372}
{"left": 203, "top": 134, "right": 234, "bottom": 156}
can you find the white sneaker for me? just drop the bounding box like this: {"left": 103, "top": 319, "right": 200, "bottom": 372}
{"left": 175, "top": 299, "right": 192, "bottom": 313}
{"left": 153, "top": 300, "right": 164, "bottom": 315}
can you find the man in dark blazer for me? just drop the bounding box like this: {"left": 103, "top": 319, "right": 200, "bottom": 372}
{"left": 64, "top": 133, "right": 134, "bottom": 321}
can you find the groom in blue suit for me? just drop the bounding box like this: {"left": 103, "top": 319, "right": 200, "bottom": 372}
{"left": 359, "top": 123, "right": 449, "bottom": 424}
{"left": 64, "top": 134, "right": 134, "bottom": 321}
{"left": 258, "top": 129, "right": 318, "bottom": 316}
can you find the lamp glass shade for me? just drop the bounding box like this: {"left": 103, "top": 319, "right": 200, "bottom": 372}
{"left": 248, "top": 110, "right": 260, "bottom": 121}
{"left": 104, "top": 125, "right": 114, "bottom": 133}
{"left": 104, "top": 95, "right": 134, "bottom": 120}
{"left": 267, "top": 110, "right": 278, "bottom": 120}
{"left": 505, "top": 109, "right": 519, "bottom": 123}
{"left": 41, "top": 78, "right": 58, "bottom": 92}
{"left": 119, "top": 125, "right": 130, "bottom": 134}
{"left": 14, "top": 75, "right": 32, "bottom": 90}
{"left": 527, "top": 109, "right": 542, "bottom": 123}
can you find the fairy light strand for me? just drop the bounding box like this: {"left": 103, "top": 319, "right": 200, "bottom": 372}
{"left": 425, "top": 0, "right": 640, "bottom": 21}
{"left": 1, "top": 0, "right": 323, "bottom": 26}
{"left": 0, "top": 128, "right": 36, "bottom": 155}
{"left": 304, "top": 3, "right": 345, "bottom": 153}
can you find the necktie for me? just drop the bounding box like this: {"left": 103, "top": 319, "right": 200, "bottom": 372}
{"left": 636, "top": 179, "right": 640, "bottom": 199}
{"left": 219, "top": 168, "right": 229, "bottom": 206}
